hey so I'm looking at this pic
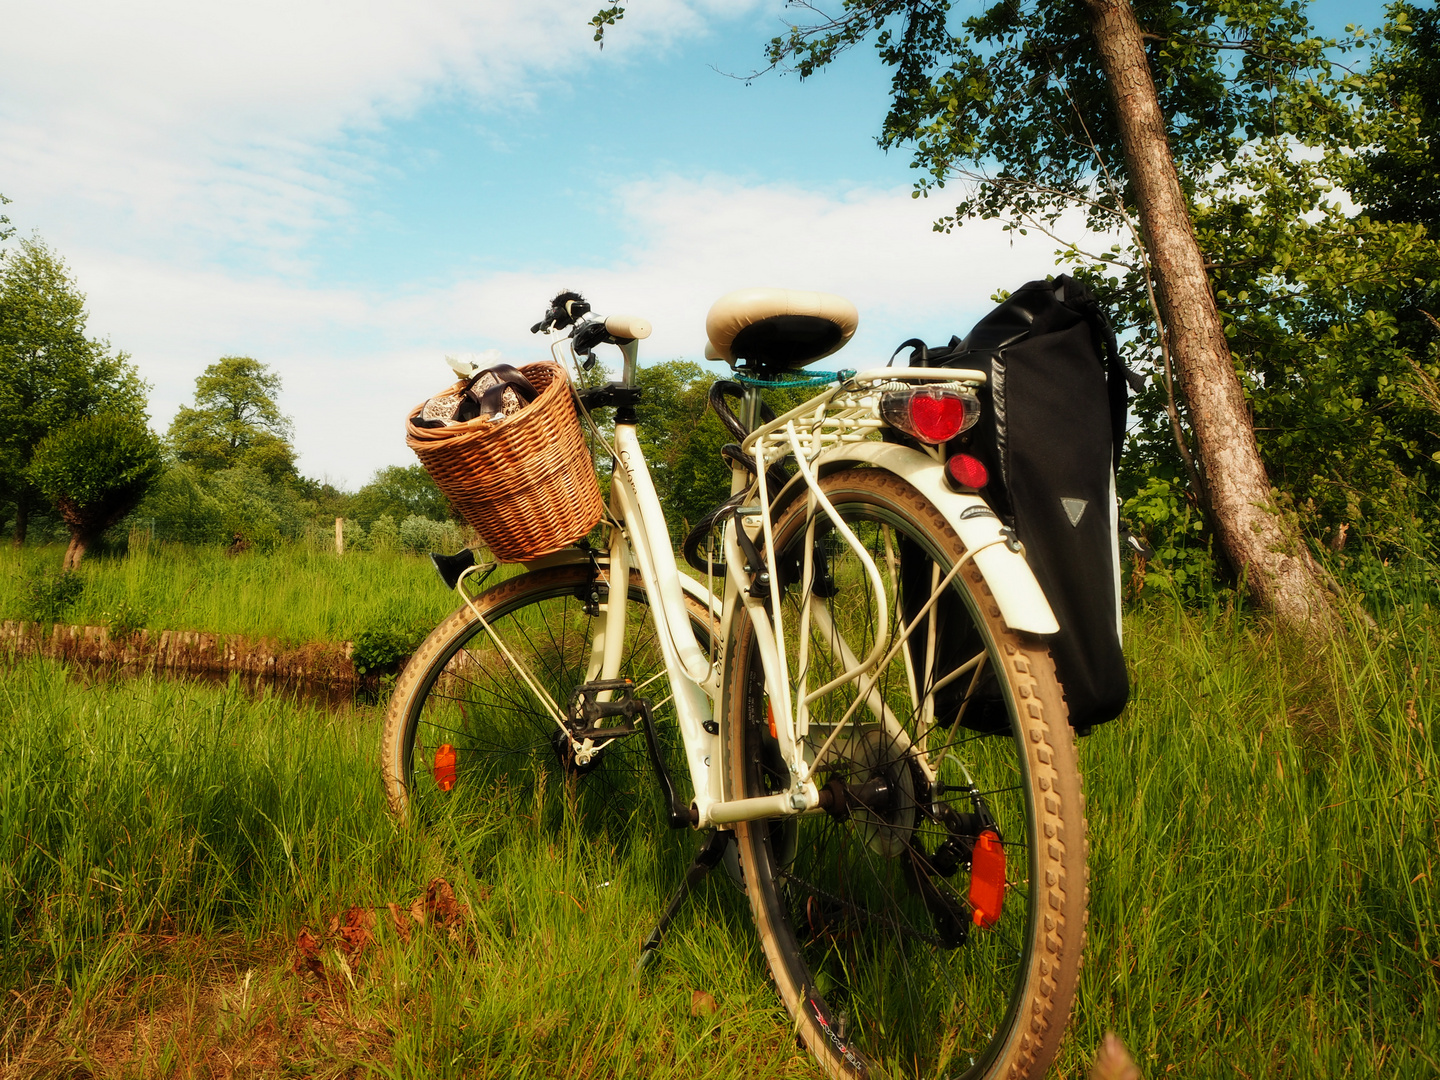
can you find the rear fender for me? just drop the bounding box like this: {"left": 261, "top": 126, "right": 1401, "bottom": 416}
{"left": 772, "top": 442, "right": 1059, "bottom": 636}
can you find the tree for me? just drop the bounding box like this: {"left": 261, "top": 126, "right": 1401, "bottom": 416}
{"left": 633, "top": 361, "right": 733, "bottom": 541}
{"left": 1354, "top": 3, "right": 1440, "bottom": 235}
{"left": 349, "top": 464, "right": 452, "bottom": 527}
{"left": 29, "top": 412, "right": 163, "bottom": 569}
{"left": 168, "top": 356, "right": 297, "bottom": 481}
{"left": 592, "top": 1, "right": 1385, "bottom": 626}
{"left": 763, "top": 0, "right": 1372, "bottom": 628}
{"left": 1080, "top": 0, "right": 1344, "bottom": 627}
{"left": 0, "top": 238, "right": 147, "bottom": 545}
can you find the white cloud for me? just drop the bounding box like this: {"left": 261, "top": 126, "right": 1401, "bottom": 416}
{"left": 2, "top": 1, "right": 1109, "bottom": 489}
{"left": 69, "top": 174, "right": 1104, "bottom": 488}
{"left": 0, "top": 0, "right": 758, "bottom": 262}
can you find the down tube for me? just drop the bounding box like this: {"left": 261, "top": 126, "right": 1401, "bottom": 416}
{"left": 610, "top": 424, "right": 721, "bottom": 819}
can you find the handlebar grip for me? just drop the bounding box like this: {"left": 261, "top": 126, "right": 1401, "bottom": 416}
{"left": 605, "top": 315, "right": 652, "bottom": 341}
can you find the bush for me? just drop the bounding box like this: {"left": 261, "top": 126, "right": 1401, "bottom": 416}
{"left": 134, "top": 465, "right": 311, "bottom": 550}
{"left": 23, "top": 569, "right": 84, "bottom": 622}
{"left": 367, "top": 514, "right": 399, "bottom": 551}
{"left": 350, "top": 614, "right": 429, "bottom": 675}
{"left": 398, "top": 515, "right": 463, "bottom": 555}
{"left": 134, "top": 465, "right": 226, "bottom": 545}
{"left": 210, "top": 467, "right": 304, "bottom": 552}
{"left": 102, "top": 599, "right": 148, "bottom": 638}
{"left": 350, "top": 464, "right": 451, "bottom": 526}
{"left": 341, "top": 518, "right": 368, "bottom": 553}
{"left": 1122, "top": 475, "right": 1223, "bottom": 604}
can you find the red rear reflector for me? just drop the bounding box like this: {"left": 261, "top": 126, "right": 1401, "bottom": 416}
{"left": 946, "top": 453, "right": 989, "bottom": 490}
{"left": 880, "top": 388, "right": 971, "bottom": 444}
{"left": 909, "top": 390, "right": 965, "bottom": 442}
{"left": 968, "top": 830, "right": 1006, "bottom": 928}
{"left": 434, "top": 743, "right": 457, "bottom": 791}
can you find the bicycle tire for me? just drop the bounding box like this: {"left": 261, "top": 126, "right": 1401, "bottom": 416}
{"left": 724, "top": 468, "right": 1087, "bottom": 1080}
{"left": 381, "top": 564, "right": 714, "bottom": 829}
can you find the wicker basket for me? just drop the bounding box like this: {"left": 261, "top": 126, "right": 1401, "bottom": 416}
{"left": 406, "top": 362, "right": 602, "bottom": 562}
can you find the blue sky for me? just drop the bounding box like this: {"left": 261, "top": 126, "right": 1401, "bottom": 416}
{"left": 0, "top": 0, "right": 1389, "bottom": 488}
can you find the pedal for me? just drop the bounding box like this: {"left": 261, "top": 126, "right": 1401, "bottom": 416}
{"left": 567, "top": 678, "right": 646, "bottom": 741}
{"left": 552, "top": 679, "right": 647, "bottom": 776}
{"left": 563, "top": 680, "right": 694, "bottom": 829}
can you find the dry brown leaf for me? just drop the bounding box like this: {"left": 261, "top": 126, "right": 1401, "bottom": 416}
{"left": 388, "top": 902, "right": 411, "bottom": 942}
{"left": 1090, "top": 1032, "right": 1141, "bottom": 1080}
{"left": 293, "top": 928, "right": 326, "bottom": 979}
{"left": 690, "top": 990, "right": 718, "bottom": 1017}
{"left": 338, "top": 906, "right": 376, "bottom": 958}
{"left": 424, "top": 878, "right": 470, "bottom": 928}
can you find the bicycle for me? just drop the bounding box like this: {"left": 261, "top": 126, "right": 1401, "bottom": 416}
{"left": 380, "top": 288, "right": 1088, "bottom": 1080}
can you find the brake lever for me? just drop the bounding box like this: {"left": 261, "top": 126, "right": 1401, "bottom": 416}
{"left": 531, "top": 290, "right": 591, "bottom": 335}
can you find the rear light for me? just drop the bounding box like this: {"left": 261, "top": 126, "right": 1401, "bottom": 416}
{"left": 433, "top": 743, "right": 457, "bottom": 791}
{"left": 945, "top": 453, "right": 989, "bottom": 490}
{"left": 880, "top": 387, "right": 979, "bottom": 444}
{"left": 968, "top": 829, "right": 1006, "bottom": 928}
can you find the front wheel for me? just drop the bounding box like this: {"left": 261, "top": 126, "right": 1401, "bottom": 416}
{"left": 725, "top": 468, "right": 1087, "bottom": 1080}
{"left": 381, "top": 564, "right": 713, "bottom": 832}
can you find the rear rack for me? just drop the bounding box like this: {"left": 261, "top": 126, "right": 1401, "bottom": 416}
{"left": 741, "top": 366, "right": 987, "bottom": 467}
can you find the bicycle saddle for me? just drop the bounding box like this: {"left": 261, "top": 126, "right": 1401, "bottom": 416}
{"left": 705, "top": 288, "right": 858, "bottom": 369}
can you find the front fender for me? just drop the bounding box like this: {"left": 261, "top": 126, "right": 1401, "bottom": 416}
{"left": 798, "top": 442, "right": 1059, "bottom": 636}
{"left": 521, "top": 548, "right": 723, "bottom": 620}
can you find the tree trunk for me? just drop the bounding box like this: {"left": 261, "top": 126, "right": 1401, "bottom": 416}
{"left": 1081, "top": 0, "right": 1338, "bottom": 632}
{"left": 62, "top": 531, "right": 91, "bottom": 571}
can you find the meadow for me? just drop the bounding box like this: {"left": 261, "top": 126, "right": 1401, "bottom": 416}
{"left": 0, "top": 541, "right": 1436, "bottom": 1077}
{"left": 0, "top": 540, "right": 469, "bottom": 646}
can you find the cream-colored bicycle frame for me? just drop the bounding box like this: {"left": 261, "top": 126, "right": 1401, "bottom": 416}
{"left": 463, "top": 322, "right": 1060, "bottom": 829}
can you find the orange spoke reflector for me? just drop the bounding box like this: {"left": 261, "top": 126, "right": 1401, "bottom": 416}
{"left": 766, "top": 699, "right": 778, "bottom": 740}
{"left": 434, "top": 743, "right": 457, "bottom": 792}
{"left": 968, "top": 830, "right": 1006, "bottom": 928}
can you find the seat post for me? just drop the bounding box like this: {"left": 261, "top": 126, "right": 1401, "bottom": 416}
{"left": 739, "top": 385, "right": 764, "bottom": 433}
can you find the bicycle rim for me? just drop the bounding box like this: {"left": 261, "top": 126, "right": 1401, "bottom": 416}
{"left": 381, "top": 564, "right": 712, "bottom": 833}
{"left": 725, "top": 469, "right": 1087, "bottom": 1080}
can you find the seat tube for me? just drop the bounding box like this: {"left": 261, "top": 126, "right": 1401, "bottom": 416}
{"left": 599, "top": 519, "right": 631, "bottom": 684}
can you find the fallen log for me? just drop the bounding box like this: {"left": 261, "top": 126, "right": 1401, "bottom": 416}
{"left": 0, "top": 619, "right": 360, "bottom": 686}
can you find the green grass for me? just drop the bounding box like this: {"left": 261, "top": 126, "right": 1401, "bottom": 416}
{"left": 1, "top": 602, "right": 1436, "bottom": 1077}
{"left": 1069, "top": 601, "right": 1439, "bottom": 1076}
{"left": 0, "top": 662, "right": 808, "bottom": 1077}
{"left": 0, "top": 539, "right": 472, "bottom": 645}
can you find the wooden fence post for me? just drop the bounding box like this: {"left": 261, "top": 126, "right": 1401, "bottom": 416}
{"left": 335, "top": 517, "right": 345, "bottom": 556}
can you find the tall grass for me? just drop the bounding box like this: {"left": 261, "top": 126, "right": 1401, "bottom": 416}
{"left": 1, "top": 602, "right": 1436, "bottom": 1076}
{"left": 0, "top": 540, "right": 468, "bottom": 644}
{"left": 0, "top": 662, "right": 807, "bottom": 1077}
{"left": 1065, "top": 601, "right": 1439, "bottom": 1076}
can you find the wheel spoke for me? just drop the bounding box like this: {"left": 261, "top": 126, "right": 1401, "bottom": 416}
{"left": 384, "top": 568, "right": 711, "bottom": 833}
{"left": 730, "top": 469, "right": 1084, "bottom": 1080}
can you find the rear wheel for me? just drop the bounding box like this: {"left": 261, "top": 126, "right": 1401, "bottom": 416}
{"left": 381, "top": 563, "right": 713, "bottom": 831}
{"left": 725, "top": 469, "right": 1087, "bottom": 1079}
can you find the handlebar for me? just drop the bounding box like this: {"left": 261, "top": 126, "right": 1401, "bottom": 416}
{"left": 530, "top": 291, "right": 649, "bottom": 342}
{"left": 604, "top": 314, "right": 651, "bottom": 341}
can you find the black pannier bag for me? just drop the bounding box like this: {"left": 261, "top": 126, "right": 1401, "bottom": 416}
{"left": 895, "top": 275, "right": 1135, "bottom": 732}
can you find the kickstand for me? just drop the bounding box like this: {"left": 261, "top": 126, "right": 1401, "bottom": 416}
{"left": 636, "top": 830, "right": 734, "bottom": 971}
